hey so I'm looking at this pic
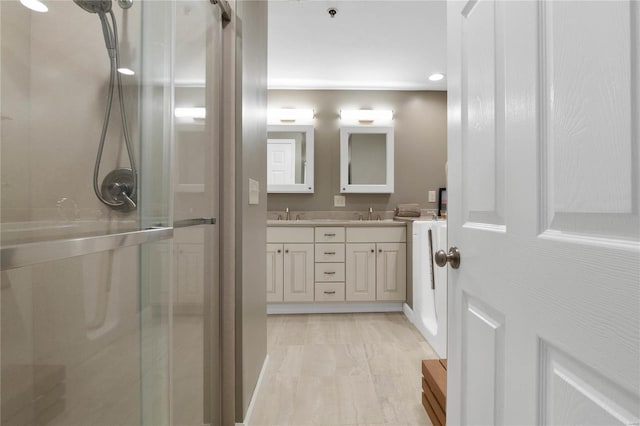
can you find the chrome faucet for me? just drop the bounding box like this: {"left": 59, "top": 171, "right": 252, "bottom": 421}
{"left": 285, "top": 207, "right": 291, "bottom": 221}
{"left": 367, "top": 207, "right": 373, "bottom": 221}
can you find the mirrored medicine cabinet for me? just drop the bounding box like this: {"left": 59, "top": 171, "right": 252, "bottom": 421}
{"left": 340, "top": 126, "right": 394, "bottom": 193}
{"left": 267, "top": 124, "right": 315, "bottom": 193}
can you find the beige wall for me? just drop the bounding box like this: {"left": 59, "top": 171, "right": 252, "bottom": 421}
{"left": 267, "top": 90, "right": 447, "bottom": 213}
{"left": 234, "top": 0, "right": 268, "bottom": 422}
{"left": 1, "top": 1, "right": 142, "bottom": 225}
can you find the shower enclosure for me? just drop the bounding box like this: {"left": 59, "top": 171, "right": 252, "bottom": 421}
{"left": 0, "top": 0, "right": 224, "bottom": 424}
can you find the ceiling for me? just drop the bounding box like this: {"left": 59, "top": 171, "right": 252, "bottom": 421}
{"left": 268, "top": 0, "right": 447, "bottom": 91}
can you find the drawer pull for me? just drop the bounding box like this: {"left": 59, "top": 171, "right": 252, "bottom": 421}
{"left": 324, "top": 233, "right": 336, "bottom": 237}
{"left": 324, "top": 251, "right": 336, "bottom": 255}
{"left": 323, "top": 290, "right": 336, "bottom": 295}
{"left": 324, "top": 271, "right": 336, "bottom": 275}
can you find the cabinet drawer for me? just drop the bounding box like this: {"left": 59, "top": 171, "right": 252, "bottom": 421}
{"left": 315, "top": 283, "right": 345, "bottom": 302}
{"left": 315, "top": 262, "right": 345, "bottom": 282}
{"left": 346, "top": 227, "right": 406, "bottom": 243}
{"left": 267, "top": 227, "right": 314, "bottom": 243}
{"left": 315, "top": 244, "right": 345, "bottom": 262}
{"left": 315, "top": 227, "right": 345, "bottom": 243}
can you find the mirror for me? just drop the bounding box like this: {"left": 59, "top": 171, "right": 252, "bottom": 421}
{"left": 267, "top": 124, "right": 314, "bottom": 193}
{"left": 340, "top": 126, "right": 394, "bottom": 193}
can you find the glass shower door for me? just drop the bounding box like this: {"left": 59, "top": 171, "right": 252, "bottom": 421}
{"left": 0, "top": 0, "right": 174, "bottom": 425}
{"left": 171, "top": 1, "right": 224, "bottom": 425}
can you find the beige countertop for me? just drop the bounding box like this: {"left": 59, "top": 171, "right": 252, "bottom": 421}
{"left": 266, "top": 219, "right": 407, "bottom": 227}
{"left": 392, "top": 215, "right": 446, "bottom": 223}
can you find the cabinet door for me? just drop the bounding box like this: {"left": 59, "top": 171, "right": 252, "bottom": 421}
{"left": 376, "top": 242, "right": 406, "bottom": 301}
{"left": 175, "top": 243, "right": 205, "bottom": 306}
{"left": 345, "top": 243, "right": 376, "bottom": 301}
{"left": 283, "top": 243, "right": 314, "bottom": 302}
{"left": 266, "top": 243, "right": 284, "bottom": 302}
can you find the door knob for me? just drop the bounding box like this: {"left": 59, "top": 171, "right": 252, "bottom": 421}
{"left": 435, "top": 247, "right": 461, "bottom": 269}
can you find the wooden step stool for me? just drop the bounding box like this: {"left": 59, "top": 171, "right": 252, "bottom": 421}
{"left": 422, "top": 359, "right": 447, "bottom": 426}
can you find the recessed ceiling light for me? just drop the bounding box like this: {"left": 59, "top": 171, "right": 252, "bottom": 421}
{"left": 20, "top": 0, "right": 48, "bottom": 12}
{"left": 117, "top": 68, "right": 135, "bottom": 76}
{"left": 428, "top": 73, "right": 445, "bottom": 82}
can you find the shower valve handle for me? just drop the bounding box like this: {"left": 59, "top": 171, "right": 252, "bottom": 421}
{"left": 108, "top": 182, "right": 136, "bottom": 209}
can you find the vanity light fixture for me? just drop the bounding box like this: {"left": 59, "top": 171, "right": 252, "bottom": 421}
{"left": 340, "top": 109, "right": 393, "bottom": 124}
{"left": 20, "top": 0, "right": 48, "bottom": 12}
{"left": 428, "top": 73, "right": 445, "bottom": 81}
{"left": 175, "top": 107, "right": 206, "bottom": 120}
{"left": 268, "top": 108, "right": 315, "bottom": 123}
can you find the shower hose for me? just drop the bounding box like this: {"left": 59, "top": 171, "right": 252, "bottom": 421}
{"left": 93, "top": 10, "right": 137, "bottom": 209}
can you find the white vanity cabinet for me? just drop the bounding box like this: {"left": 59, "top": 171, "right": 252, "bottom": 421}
{"left": 314, "top": 227, "right": 346, "bottom": 302}
{"left": 173, "top": 227, "right": 205, "bottom": 313}
{"left": 346, "top": 227, "right": 407, "bottom": 302}
{"left": 266, "top": 244, "right": 284, "bottom": 302}
{"left": 345, "top": 243, "right": 377, "bottom": 301}
{"left": 267, "top": 223, "right": 407, "bottom": 311}
{"left": 266, "top": 227, "right": 314, "bottom": 302}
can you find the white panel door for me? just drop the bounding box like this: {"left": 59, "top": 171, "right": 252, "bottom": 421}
{"left": 266, "top": 243, "right": 283, "bottom": 302}
{"left": 375, "top": 242, "right": 406, "bottom": 301}
{"left": 267, "top": 139, "right": 296, "bottom": 185}
{"left": 345, "top": 243, "right": 376, "bottom": 301}
{"left": 447, "top": 1, "right": 640, "bottom": 425}
{"left": 283, "top": 243, "right": 314, "bottom": 302}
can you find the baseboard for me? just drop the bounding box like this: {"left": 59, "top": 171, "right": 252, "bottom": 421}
{"left": 403, "top": 302, "right": 415, "bottom": 323}
{"left": 237, "top": 354, "right": 269, "bottom": 426}
{"left": 267, "top": 302, "right": 404, "bottom": 315}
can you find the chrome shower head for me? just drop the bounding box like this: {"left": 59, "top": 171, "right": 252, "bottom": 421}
{"left": 74, "top": 0, "right": 115, "bottom": 53}
{"left": 73, "top": 0, "right": 112, "bottom": 14}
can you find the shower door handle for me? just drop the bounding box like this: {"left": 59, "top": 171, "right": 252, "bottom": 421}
{"left": 435, "top": 247, "right": 461, "bottom": 269}
{"left": 173, "top": 218, "right": 216, "bottom": 228}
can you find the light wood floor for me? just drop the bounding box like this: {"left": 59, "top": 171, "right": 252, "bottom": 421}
{"left": 249, "top": 312, "right": 437, "bottom": 426}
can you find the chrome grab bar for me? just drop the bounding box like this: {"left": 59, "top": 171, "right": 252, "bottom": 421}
{"left": 174, "top": 217, "right": 216, "bottom": 228}
{"left": 428, "top": 228, "right": 436, "bottom": 290}
{"left": 1, "top": 227, "right": 173, "bottom": 271}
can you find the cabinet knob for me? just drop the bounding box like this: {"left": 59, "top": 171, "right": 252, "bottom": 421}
{"left": 285, "top": 249, "right": 289, "bottom": 253}
{"left": 277, "top": 249, "right": 281, "bottom": 253}
{"left": 379, "top": 249, "right": 382, "bottom": 253}
{"left": 371, "top": 249, "right": 374, "bottom": 253}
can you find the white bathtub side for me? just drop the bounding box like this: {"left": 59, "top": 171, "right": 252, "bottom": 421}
{"left": 411, "top": 220, "right": 447, "bottom": 359}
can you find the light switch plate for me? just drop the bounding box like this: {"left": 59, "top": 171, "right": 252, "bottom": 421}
{"left": 249, "top": 179, "right": 259, "bottom": 205}
{"left": 428, "top": 190, "right": 436, "bottom": 202}
{"left": 334, "top": 195, "right": 346, "bottom": 207}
